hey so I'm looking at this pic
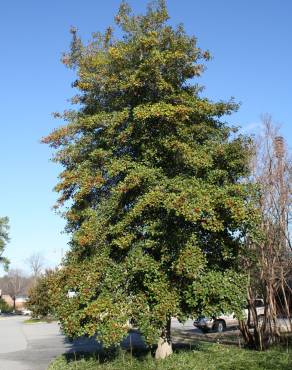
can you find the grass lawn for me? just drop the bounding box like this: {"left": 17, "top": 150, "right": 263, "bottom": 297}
{"left": 23, "top": 317, "right": 55, "bottom": 324}
{"left": 48, "top": 342, "right": 292, "bottom": 370}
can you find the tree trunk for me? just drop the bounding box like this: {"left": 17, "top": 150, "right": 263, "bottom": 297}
{"left": 155, "top": 318, "right": 173, "bottom": 360}
{"left": 239, "top": 320, "right": 255, "bottom": 348}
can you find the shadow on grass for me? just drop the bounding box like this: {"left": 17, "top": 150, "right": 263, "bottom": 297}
{"left": 59, "top": 330, "right": 292, "bottom": 370}
{"left": 62, "top": 328, "right": 204, "bottom": 363}
{"left": 63, "top": 341, "right": 202, "bottom": 365}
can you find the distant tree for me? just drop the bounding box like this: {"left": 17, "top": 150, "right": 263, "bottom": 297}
{"left": 44, "top": 0, "right": 258, "bottom": 359}
{"left": 26, "top": 253, "right": 45, "bottom": 281}
{"left": 2, "top": 269, "right": 27, "bottom": 310}
{"left": 0, "top": 217, "right": 10, "bottom": 270}
{"left": 0, "top": 297, "right": 13, "bottom": 313}
{"left": 26, "top": 270, "right": 55, "bottom": 318}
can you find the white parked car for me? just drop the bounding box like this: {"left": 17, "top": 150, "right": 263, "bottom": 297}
{"left": 194, "top": 299, "right": 265, "bottom": 333}
{"left": 21, "top": 309, "right": 32, "bottom": 316}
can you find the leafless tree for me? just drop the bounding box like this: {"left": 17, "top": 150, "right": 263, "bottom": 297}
{"left": 1, "top": 269, "right": 28, "bottom": 309}
{"left": 240, "top": 115, "right": 292, "bottom": 349}
{"left": 26, "top": 253, "right": 45, "bottom": 280}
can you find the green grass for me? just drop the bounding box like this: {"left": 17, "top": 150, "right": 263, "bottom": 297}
{"left": 48, "top": 343, "right": 292, "bottom": 370}
{"left": 23, "top": 317, "right": 54, "bottom": 324}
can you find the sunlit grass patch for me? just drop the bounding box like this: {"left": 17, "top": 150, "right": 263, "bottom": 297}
{"left": 48, "top": 342, "right": 292, "bottom": 370}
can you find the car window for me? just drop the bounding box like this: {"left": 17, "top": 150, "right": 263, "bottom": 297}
{"left": 255, "top": 299, "right": 264, "bottom": 307}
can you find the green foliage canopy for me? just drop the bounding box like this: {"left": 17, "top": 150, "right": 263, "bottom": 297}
{"left": 0, "top": 297, "right": 12, "bottom": 313}
{"left": 0, "top": 217, "right": 10, "bottom": 270}
{"left": 26, "top": 270, "right": 55, "bottom": 318}
{"left": 44, "top": 1, "right": 258, "bottom": 346}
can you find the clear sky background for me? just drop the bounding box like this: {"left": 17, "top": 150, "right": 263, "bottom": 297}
{"left": 0, "top": 0, "right": 291, "bottom": 275}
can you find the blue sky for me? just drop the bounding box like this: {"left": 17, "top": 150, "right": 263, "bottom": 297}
{"left": 0, "top": 0, "right": 291, "bottom": 275}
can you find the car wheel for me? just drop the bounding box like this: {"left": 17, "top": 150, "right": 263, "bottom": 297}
{"left": 201, "top": 328, "right": 209, "bottom": 334}
{"left": 213, "top": 320, "right": 226, "bottom": 333}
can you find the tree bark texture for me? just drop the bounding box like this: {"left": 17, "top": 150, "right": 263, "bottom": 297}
{"left": 155, "top": 318, "right": 173, "bottom": 360}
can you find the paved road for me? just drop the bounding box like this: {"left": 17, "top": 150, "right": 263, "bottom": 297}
{"left": 0, "top": 315, "right": 235, "bottom": 370}
{"left": 3, "top": 315, "right": 289, "bottom": 370}
{"left": 0, "top": 316, "right": 101, "bottom": 370}
{"left": 0, "top": 316, "right": 202, "bottom": 370}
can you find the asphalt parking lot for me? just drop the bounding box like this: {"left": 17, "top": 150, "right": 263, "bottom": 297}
{"left": 0, "top": 315, "right": 240, "bottom": 370}
{"left": 0, "top": 315, "right": 101, "bottom": 370}
{"left": 1, "top": 315, "right": 290, "bottom": 370}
